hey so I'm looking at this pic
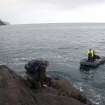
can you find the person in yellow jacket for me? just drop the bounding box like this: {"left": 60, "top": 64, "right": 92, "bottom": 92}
{"left": 87, "top": 49, "right": 93, "bottom": 61}
{"left": 93, "top": 50, "right": 100, "bottom": 61}
{"left": 87, "top": 49, "right": 100, "bottom": 62}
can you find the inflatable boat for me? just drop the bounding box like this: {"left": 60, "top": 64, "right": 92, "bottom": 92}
{"left": 80, "top": 56, "right": 105, "bottom": 68}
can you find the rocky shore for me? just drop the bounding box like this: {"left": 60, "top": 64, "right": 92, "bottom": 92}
{"left": 0, "top": 65, "right": 95, "bottom": 105}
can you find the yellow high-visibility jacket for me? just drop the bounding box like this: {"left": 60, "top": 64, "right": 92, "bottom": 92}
{"left": 87, "top": 50, "right": 93, "bottom": 57}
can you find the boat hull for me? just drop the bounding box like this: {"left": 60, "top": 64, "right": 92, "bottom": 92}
{"left": 80, "top": 57, "right": 105, "bottom": 68}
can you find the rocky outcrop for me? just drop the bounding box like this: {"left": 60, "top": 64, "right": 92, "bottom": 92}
{"left": 0, "top": 65, "right": 95, "bottom": 105}
{"left": 50, "top": 79, "right": 94, "bottom": 105}
{"left": 0, "top": 19, "right": 6, "bottom": 25}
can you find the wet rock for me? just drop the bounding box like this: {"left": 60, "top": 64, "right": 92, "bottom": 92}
{"left": 51, "top": 79, "right": 95, "bottom": 105}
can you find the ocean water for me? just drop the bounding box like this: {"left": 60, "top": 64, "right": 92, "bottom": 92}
{"left": 0, "top": 23, "right": 105, "bottom": 104}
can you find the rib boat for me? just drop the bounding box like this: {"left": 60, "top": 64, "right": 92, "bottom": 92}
{"left": 80, "top": 56, "right": 105, "bottom": 68}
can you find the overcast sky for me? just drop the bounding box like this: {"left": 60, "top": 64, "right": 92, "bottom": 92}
{"left": 1, "top": 0, "right": 105, "bottom": 24}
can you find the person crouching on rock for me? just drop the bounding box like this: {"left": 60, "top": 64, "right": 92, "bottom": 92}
{"left": 25, "top": 59, "right": 51, "bottom": 88}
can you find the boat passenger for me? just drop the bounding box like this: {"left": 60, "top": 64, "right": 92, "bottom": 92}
{"left": 93, "top": 50, "right": 100, "bottom": 61}
{"left": 87, "top": 49, "right": 93, "bottom": 62}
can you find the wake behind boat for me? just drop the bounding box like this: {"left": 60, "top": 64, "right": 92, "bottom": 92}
{"left": 80, "top": 56, "right": 105, "bottom": 68}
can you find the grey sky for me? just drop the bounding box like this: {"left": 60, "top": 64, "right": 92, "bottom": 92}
{"left": 1, "top": 0, "right": 105, "bottom": 24}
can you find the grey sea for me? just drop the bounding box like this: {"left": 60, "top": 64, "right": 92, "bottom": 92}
{"left": 0, "top": 23, "right": 105, "bottom": 105}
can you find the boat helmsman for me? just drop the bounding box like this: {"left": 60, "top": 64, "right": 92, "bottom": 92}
{"left": 87, "top": 49, "right": 93, "bottom": 62}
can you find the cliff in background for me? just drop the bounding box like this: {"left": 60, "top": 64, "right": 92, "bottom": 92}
{"left": 0, "top": 19, "right": 7, "bottom": 25}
